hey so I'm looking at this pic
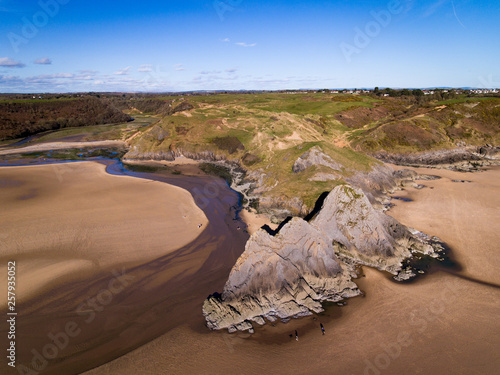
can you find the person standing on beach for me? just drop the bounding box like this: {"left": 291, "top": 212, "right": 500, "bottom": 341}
{"left": 320, "top": 323, "right": 325, "bottom": 335}
{"left": 295, "top": 330, "right": 298, "bottom": 341}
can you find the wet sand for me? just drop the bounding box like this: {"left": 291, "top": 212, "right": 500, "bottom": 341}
{"left": 1, "top": 163, "right": 499, "bottom": 375}
{"left": 0, "top": 161, "right": 247, "bottom": 374}
{"left": 84, "top": 166, "right": 500, "bottom": 375}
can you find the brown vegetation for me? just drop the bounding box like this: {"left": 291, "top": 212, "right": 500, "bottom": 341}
{"left": 0, "top": 97, "right": 131, "bottom": 140}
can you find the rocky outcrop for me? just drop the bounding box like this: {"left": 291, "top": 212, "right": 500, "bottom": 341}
{"left": 310, "top": 185, "right": 434, "bottom": 274}
{"left": 345, "top": 163, "right": 423, "bottom": 209}
{"left": 257, "top": 196, "right": 308, "bottom": 220}
{"left": 203, "top": 217, "right": 360, "bottom": 332}
{"left": 203, "top": 185, "right": 437, "bottom": 332}
{"left": 124, "top": 147, "right": 231, "bottom": 162}
{"left": 374, "top": 145, "right": 500, "bottom": 171}
{"left": 293, "top": 146, "right": 342, "bottom": 173}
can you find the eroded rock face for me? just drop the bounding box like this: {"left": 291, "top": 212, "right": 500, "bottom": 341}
{"left": 203, "top": 185, "right": 435, "bottom": 332}
{"left": 374, "top": 146, "right": 500, "bottom": 171}
{"left": 293, "top": 146, "right": 342, "bottom": 173}
{"left": 311, "top": 185, "right": 433, "bottom": 274}
{"left": 203, "top": 217, "right": 359, "bottom": 332}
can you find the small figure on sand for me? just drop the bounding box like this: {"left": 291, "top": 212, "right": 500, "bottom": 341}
{"left": 320, "top": 323, "right": 325, "bottom": 335}
{"left": 295, "top": 330, "right": 298, "bottom": 341}
{"left": 198, "top": 223, "right": 203, "bottom": 228}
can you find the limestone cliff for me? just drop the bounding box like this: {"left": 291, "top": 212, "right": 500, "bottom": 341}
{"left": 203, "top": 217, "right": 359, "bottom": 332}
{"left": 203, "top": 185, "right": 436, "bottom": 332}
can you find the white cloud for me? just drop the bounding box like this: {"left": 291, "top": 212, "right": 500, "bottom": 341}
{"left": 114, "top": 66, "right": 131, "bottom": 75}
{"left": 52, "top": 73, "right": 74, "bottom": 78}
{"left": 235, "top": 42, "right": 257, "bottom": 47}
{"left": 175, "top": 67, "right": 186, "bottom": 71}
{"left": 79, "top": 69, "right": 99, "bottom": 76}
{"left": 0, "top": 57, "right": 25, "bottom": 68}
{"left": 0, "top": 74, "right": 22, "bottom": 85}
{"left": 225, "top": 68, "right": 237, "bottom": 73}
{"left": 138, "top": 64, "right": 153, "bottom": 72}
{"left": 34, "top": 57, "right": 52, "bottom": 65}
{"left": 222, "top": 38, "right": 230, "bottom": 42}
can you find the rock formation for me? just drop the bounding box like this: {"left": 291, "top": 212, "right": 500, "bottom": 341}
{"left": 310, "top": 185, "right": 434, "bottom": 274}
{"left": 374, "top": 145, "right": 500, "bottom": 171}
{"left": 203, "top": 185, "right": 437, "bottom": 333}
{"left": 292, "top": 146, "right": 342, "bottom": 173}
{"left": 203, "top": 217, "right": 360, "bottom": 332}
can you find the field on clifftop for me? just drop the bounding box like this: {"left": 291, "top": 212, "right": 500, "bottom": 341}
{"left": 2, "top": 91, "right": 499, "bottom": 213}
{"left": 120, "top": 92, "right": 500, "bottom": 210}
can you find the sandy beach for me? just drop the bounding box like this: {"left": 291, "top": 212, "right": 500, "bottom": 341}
{"left": 0, "top": 161, "right": 209, "bottom": 307}
{"left": 85, "top": 165, "right": 500, "bottom": 375}
{"left": 0, "top": 161, "right": 247, "bottom": 374}
{"left": 1, "top": 162, "right": 499, "bottom": 375}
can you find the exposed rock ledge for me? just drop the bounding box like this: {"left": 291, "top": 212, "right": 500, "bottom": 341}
{"left": 374, "top": 145, "right": 500, "bottom": 171}
{"left": 203, "top": 185, "right": 437, "bottom": 333}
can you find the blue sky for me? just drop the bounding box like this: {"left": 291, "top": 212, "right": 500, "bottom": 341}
{"left": 0, "top": 0, "right": 499, "bottom": 92}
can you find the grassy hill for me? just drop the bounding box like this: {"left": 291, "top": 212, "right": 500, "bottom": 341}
{"left": 2, "top": 91, "right": 498, "bottom": 214}
{"left": 123, "top": 92, "right": 499, "bottom": 211}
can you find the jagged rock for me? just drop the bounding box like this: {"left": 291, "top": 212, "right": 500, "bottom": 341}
{"left": 393, "top": 169, "right": 418, "bottom": 187}
{"left": 394, "top": 268, "right": 416, "bottom": 281}
{"left": 478, "top": 145, "right": 500, "bottom": 158}
{"left": 258, "top": 196, "right": 307, "bottom": 219}
{"left": 311, "top": 185, "right": 433, "bottom": 274}
{"left": 203, "top": 184, "right": 435, "bottom": 332}
{"left": 416, "top": 174, "right": 442, "bottom": 181}
{"left": 346, "top": 164, "right": 399, "bottom": 207}
{"left": 203, "top": 217, "right": 360, "bottom": 332}
{"left": 374, "top": 146, "right": 500, "bottom": 171}
{"left": 293, "top": 146, "right": 341, "bottom": 173}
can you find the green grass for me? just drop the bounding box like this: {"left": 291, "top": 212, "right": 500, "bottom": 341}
{"left": 435, "top": 96, "right": 497, "bottom": 105}
{"left": 245, "top": 94, "right": 375, "bottom": 115}
{"left": 124, "top": 91, "right": 500, "bottom": 213}
{"left": 24, "top": 115, "right": 157, "bottom": 144}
